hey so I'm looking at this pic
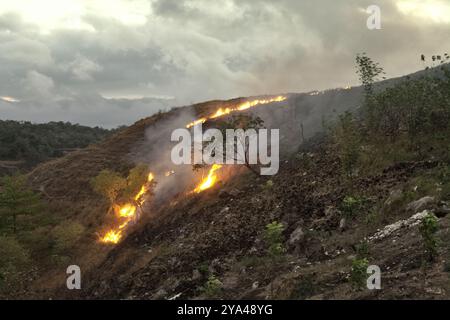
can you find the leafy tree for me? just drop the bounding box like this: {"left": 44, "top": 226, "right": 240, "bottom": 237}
{"left": 0, "top": 174, "right": 43, "bottom": 234}
{"left": 90, "top": 170, "right": 126, "bottom": 205}
{"left": 355, "top": 53, "right": 385, "bottom": 129}
{"left": 356, "top": 53, "right": 385, "bottom": 101}
{"left": 90, "top": 165, "right": 155, "bottom": 213}
{"left": 199, "top": 114, "right": 265, "bottom": 175}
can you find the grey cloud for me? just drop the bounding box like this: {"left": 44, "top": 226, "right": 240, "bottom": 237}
{"left": 1, "top": 0, "right": 449, "bottom": 127}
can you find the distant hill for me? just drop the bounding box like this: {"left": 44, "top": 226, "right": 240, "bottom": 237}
{"left": 0, "top": 120, "right": 118, "bottom": 172}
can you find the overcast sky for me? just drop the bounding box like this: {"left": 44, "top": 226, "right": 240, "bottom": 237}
{"left": 0, "top": 0, "right": 449, "bottom": 127}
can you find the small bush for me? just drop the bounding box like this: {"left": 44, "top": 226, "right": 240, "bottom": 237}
{"left": 350, "top": 258, "right": 369, "bottom": 289}
{"left": 200, "top": 275, "right": 222, "bottom": 297}
{"left": 264, "top": 221, "right": 285, "bottom": 257}
{"left": 340, "top": 196, "right": 365, "bottom": 219}
{"left": 419, "top": 214, "right": 439, "bottom": 261}
{"left": 264, "top": 180, "right": 274, "bottom": 189}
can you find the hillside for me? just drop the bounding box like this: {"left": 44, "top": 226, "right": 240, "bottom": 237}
{"left": 2, "top": 60, "right": 450, "bottom": 300}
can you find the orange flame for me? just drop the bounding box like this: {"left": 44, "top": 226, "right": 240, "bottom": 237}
{"left": 194, "top": 164, "right": 222, "bottom": 193}
{"left": 100, "top": 172, "right": 154, "bottom": 244}
{"left": 101, "top": 230, "right": 122, "bottom": 244}
{"left": 186, "top": 96, "right": 286, "bottom": 128}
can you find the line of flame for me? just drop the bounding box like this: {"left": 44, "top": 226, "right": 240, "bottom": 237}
{"left": 193, "top": 164, "right": 222, "bottom": 193}
{"left": 186, "top": 96, "right": 286, "bottom": 128}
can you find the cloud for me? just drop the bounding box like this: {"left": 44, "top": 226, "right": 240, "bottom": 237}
{"left": 65, "top": 55, "right": 103, "bottom": 81}
{"left": 0, "top": 0, "right": 449, "bottom": 127}
{"left": 22, "top": 71, "right": 55, "bottom": 99}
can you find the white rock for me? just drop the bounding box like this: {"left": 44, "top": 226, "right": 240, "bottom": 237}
{"left": 368, "top": 210, "right": 434, "bottom": 242}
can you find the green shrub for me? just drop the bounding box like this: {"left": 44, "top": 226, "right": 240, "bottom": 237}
{"left": 334, "top": 112, "right": 362, "bottom": 177}
{"left": 340, "top": 196, "right": 365, "bottom": 219}
{"left": 264, "top": 221, "right": 285, "bottom": 257}
{"left": 350, "top": 258, "right": 369, "bottom": 289}
{"left": 419, "top": 214, "right": 439, "bottom": 261}
{"left": 264, "top": 180, "right": 274, "bottom": 189}
{"left": 90, "top": 170, "right": 126, "bottom": 205}
{"left": 200, "top": 275, "right": 222, "bottom": 297}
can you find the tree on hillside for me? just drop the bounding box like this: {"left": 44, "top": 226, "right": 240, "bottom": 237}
{"left": 355, "top": 53, "right": 385, "bottom": 128}
{"left": 90, "top": 170, "right": 127, "bottom": 206}
{"left": 90, "top": 165, "right": 155, "bottom": 213}
{"left": 197, "top": 114, "right": 266, "bottom": 176}
{"left": 0, "top": 175, "right": 43, "bottom": 234}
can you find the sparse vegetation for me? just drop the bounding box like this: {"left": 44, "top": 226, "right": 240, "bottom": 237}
{"left": 419, "top": 213, "right": 439, "bottom": 262}
{"left": 200, "top": 275, "right": 223, "bottom": 297}
{"left": 355, "top": 240, "right": 370, "bottom": 259}
{"left": 264, "top": 221, "right": 286, "bottom": 257}
{"left": 340, "top": 196, "right": 365, "bottom": 219}
{"left": 350, "top": 258, "right": 369, "bottom": 289}
{"left": 334, "top": 111, "right": 361, "bottom": 178}
{"left": 0, "top": 236, "right": 30, "bottom": 292}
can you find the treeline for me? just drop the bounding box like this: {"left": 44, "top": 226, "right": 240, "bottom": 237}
{"left": 0, "top": 120, "right": 118, "bottom": 166}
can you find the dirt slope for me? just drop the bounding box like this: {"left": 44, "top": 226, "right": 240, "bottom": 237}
{"left": 54, "top": 137, "right": 450, "bottom": 300}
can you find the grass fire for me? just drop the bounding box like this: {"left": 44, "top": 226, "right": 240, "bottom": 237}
{"left": 98, "top": 96, "right": 286, "bottom": 244}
